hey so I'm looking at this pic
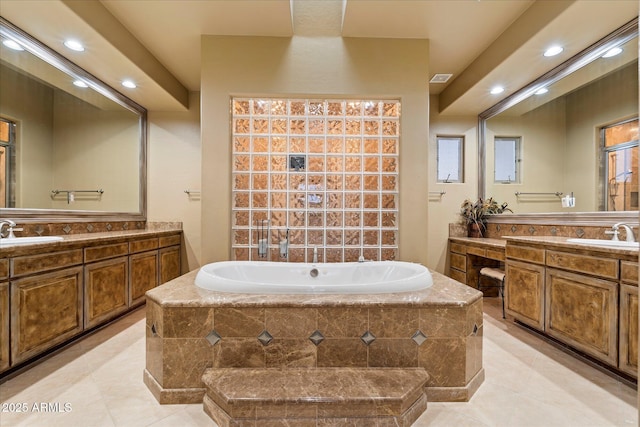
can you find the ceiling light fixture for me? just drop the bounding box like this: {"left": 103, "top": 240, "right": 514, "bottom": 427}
{"left": 73, "top": 80, "right": 88, "bottom": 88}
{"left": 543, "top": 45, "right": 563, "bottom": 57}
{"left": 490, "top": 86, "right": 504, "bottom": 95}
{"left": 122, "top": 80, "right": 137, "bottom": 89}
{"left": 2, "top": 39, "right": 24, "bottom": 51}
{"left": 64, "top": 39, "right": 85, "bottom": 52}
{"left": 602, "top": 47, "right": 623, "bottom": 58}
{"left": 535, "top": 87, "right": 549, "bottom": 95}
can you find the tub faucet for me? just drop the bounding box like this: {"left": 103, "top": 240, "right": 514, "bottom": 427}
{"left": 607, "top": 223, "right": 637, "bottom": 242}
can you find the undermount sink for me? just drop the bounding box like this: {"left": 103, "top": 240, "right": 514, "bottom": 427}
{"left": 0, "top": 236, "right": 64, "bottom": 247}
{"left": 566, "top": 238, "right": 639, "bottom": 248}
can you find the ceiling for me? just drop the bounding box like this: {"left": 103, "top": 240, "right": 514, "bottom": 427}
{"left": 0, "top": 0, "right": 637, "bottom": 114}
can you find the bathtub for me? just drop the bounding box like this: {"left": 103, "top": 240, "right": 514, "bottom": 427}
{"left": 194, "top": 260, "right": 433, "bottom": 294}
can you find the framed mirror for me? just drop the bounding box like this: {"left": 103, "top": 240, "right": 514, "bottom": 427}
{"left": 479, "top": 19, "right": 638, "bottom": 225}
{"left": 0, "top": 18, "right": 147, "bottom": 222}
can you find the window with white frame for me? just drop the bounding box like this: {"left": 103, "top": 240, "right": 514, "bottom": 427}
{"left": 436, "top": 136, "right": 463, "bottom": 183}
{"left": 494, "top": 136, "right": 521, "bottom": 183}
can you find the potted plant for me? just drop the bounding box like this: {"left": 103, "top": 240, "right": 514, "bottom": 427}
{"left": 460, "top": 197, "right": 511, "bottom": 237}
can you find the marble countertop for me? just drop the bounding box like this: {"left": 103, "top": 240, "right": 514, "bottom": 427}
{"left": 0, "top": 225, "right": 182, "bottom": 257}
{"left": 146, "top": 269, "right": 483, "bottom": 308}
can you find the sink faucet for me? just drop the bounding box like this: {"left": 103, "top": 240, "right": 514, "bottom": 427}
{"left": 607, "top": 223, "right": 637, "bottom": 242}
{"left": 0, "top": 220, "right": 21, "bottom": 239}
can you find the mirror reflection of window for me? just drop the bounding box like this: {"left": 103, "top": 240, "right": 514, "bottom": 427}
{"left": 494, "top": 136, "right": 521, "bottom": 184}
{"left": 0, "top": 118, "right": 15, "bottom": 208}
{"left": 603, "top": 118, "right": 638, "bottom": 211}
{"left": 436, "top": 136, "right": 463, "bottom": 183}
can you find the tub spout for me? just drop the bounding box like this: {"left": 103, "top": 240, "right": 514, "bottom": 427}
{"left": 313, "top": 246, "right": 318, "bottom": 263}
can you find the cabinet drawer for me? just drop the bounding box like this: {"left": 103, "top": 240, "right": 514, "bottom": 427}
{"left": 546, "top": 250, "right": 618, "bottom": 280}
{"left": 11, "top": 250, "right": 83, "bottom": 278}
{"left": 449, "top": 268, "right": 466, "bottom": 285}
{"left": 450, "top": 252, "right": 467, "bottom": 272}
{"left": 506, "top": 244, "right": 545, "bottom": 264}
{"left": 159, "top": 234, "right": 181, "bottom": 248}
{"left": 467, "top": 246, "right": 486, "bottom": 257}
{"left": 130, "top": 238, "right": 159, "bottom": 254}
{"left": 0, "top": 259, "right": 8, "bottom": 280}
{"left": 486, "top": 249, "right": 505, "bottom": 261}
{"left": 621, "top": 261, "right": 638, "bottom": 286}
{"left": 84, "top": 243, "right": 129, "bottom": 263}
{"left": 449, "top": 242, "right": 466, "bottom": 255}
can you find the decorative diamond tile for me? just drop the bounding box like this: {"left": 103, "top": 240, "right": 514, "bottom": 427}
{"left": 576, "top": 228, "right": 585, "bottom": 238}
{"left": 257, "top": 330, "right": 273, "bottom": 346}
{"left": 309, "top": 330, "right": 325, "bottom": 346}
{"left": 528, "top": 226, "right": 536, "bottom": 235}
{"left": 86, "top": 224, "right": 94, "bottom": 233}
{"left": 122, "top": 222, "right": 129, "bottom": 230}
{"left": 510, "top": 225, "right": 518, "bottom": 233}
{"left": 62, "top": 224, "right": 72, "bottom": 234}
{"left": 550, "top": 226, "right": 558, "bottom": 236}
{"left": 151, "top": 323, "right": 158, "bottom": 337}
{"left": 35, "top": 225, "right": 45, "bottom": 236}
{"left": 473, "top": 324, "right": 479, "bottom": 336}
{"left": 360, "top": 331, "right": 376, "bottom": 346}
{"left": 206, "top": 330, "right": 222, "bottom": 346}
{"left": 106, "top": 223, "right": 113, "bottom": 231}
{"left": 412, "top": 330, "right": 428, "bottom": 346}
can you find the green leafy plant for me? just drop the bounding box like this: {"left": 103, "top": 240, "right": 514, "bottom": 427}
{"left": 460, "top": 197, "right": 511, "bottom": 236}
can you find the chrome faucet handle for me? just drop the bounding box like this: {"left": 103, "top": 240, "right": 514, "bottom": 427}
{"left": 612, "top": 222, "right": 636, "bottom": 242}
{"left": 604, "top": 228, "right": 620, "bottom": 241}
{"left": 0, "top": 220, "right": 16, "bottom": 239}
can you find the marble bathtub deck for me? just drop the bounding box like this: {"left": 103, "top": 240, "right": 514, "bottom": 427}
{"left": 0, "top": 298, "right": 636, "bottom": 427}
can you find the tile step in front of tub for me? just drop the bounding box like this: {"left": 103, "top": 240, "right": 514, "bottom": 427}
{"left": 202, "top": 367, "right": 429, "bottom": 426}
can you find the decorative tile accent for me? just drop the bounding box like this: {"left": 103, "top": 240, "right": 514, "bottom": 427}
{"left": 510, "top": 225, "right": 518, "bottom": 233}
{"left": 472, "top": 324, "right": 479, "bottom": 336}
{"left": 206, "top": 330, "right": 222, "bottom": 346}
{"left": 576, "top": 228, "right": 585, "bottom": 238}
{"left": 151, "top": 323, "right": 158, "bottom": 337}
{"left": 122, "top": 222, "right": 129, "bottom": 230}
{"left": 62, "top": 224, "right": 72, "bottom": 235}
{"left": 412, "top": 330, "right": 428, "bottom": 346}
{"left": 360, "top": 331, "right": 376, "bottom": 346}
{"left": 34, "top": 225, "right": 44, "bottom": 236}
{"left": 86, "top": 224, "right": 94, "bottom": 233}
{"left": 550, "top": 226, "right": 558, "bottom": 236}
{"left": 258, "top": 330, "right": 274, "bottom": 346}
{"left": 528, "top": 226, "right": 536, "bottom": 235}
{"left": 309, "top": 330, "right": 325, "bottom": 346}
{"left": 106, "top": 223, "right": 113, "bottom": 231}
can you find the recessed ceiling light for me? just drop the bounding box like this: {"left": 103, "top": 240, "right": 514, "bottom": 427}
{"left": 73, "top": 80, "right": 88, "bottom": 88}
{"left": 602, "top": 47, "right": 623, "bottom": 58}
{"left": 535, "top": 87, "right": 549, "bottom": 95}
{"left": 64, "top": 39, "right": 85, "bottom": 52}
{"left": 122, "top": 80, "right": 137, "bottom": 89}
{"left": 544, "top": 45, "right": 563, "bottom": 57}
{"left": 490, "top": 86, "right": 504, "bottom": 95}
{"left": 2, "top": 39, "right": 24, "bottom": 51}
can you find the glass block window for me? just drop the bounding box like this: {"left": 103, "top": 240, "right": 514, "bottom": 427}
{"left": 231, "top": 98, "right": 400, "bottom": 263}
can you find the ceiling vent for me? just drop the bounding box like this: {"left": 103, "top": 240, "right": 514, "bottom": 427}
{"left": 430, "top": 73, "right": 453, "bottom": 83}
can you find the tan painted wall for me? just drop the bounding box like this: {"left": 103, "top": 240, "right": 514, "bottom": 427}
{"left": 147, "top": 93, "right": 202, "bottom": 272}
{"left": 428, "top": 95, "right": 478, "bottom": 272}
{"left": 200, "top": 36, "right": 429, "bottom": 265}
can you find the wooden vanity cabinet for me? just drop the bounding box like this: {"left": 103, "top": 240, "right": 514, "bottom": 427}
{"left": 130, "top": 251, "right": 159, "bottom": 306}
{"left": 505, "top": 259, "right": 545, "bottom": 331}
{"left": 620, "top": 261, "right": 638, "bottom": 378}
{"left": 545, "top": 268, "right": 618, "bottom": 366}
{"left": 0, "top": 281, "right": 9, "bottom": 373}
{"left": 84, "top": 257, "right": 130, "bottom": 329}
{"left": 159, "top": 236, "right": 181, "bottom": 283}
{"left": 11, "top": 267, "right": 84, "bottom": 365}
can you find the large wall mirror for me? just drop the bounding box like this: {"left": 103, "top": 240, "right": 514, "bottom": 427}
{"left": 0, "top": 18, "right": 146, "bottom": 221}
{"left": 480, "top": 19, "right": 638, "bottom": 224}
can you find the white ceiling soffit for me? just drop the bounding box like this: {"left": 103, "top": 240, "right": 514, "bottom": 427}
{"left": 437, "top": 0, "right": 639, "bottom": 116}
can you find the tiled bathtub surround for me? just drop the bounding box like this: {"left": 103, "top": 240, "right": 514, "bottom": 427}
{"left": 143, "top": 269, "right": 484, "bottom": 407}
{"left": 231, "top": 98, "right": 400, "bottom": 263}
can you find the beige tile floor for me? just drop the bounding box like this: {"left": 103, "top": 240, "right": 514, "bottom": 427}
{"left": 0, "top": 298, "right": 636, "bottom": 427}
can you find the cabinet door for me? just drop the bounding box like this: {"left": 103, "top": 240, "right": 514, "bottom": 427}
{"left": 620, "top": 284, "right": 638, "bottom": 378}
{"left": 11, "top": 267, "right": 83, "bottom": 365}
{"left": 130, "top": 251, "right": 159, "bottom": 306}
{"left": 0, "top": 282, "right": 9, "bottom": 372}
{"left": 84, "top": 257, "right": 129, "bottom": 329}
{"left": 159, "top": 245, "right": 181, "bottom": 284}
{"left": 505, "top": 260, "right": 545, "bottom": 331}
{"left": 545, "top": 268, "right": 618, "bottom": 366}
